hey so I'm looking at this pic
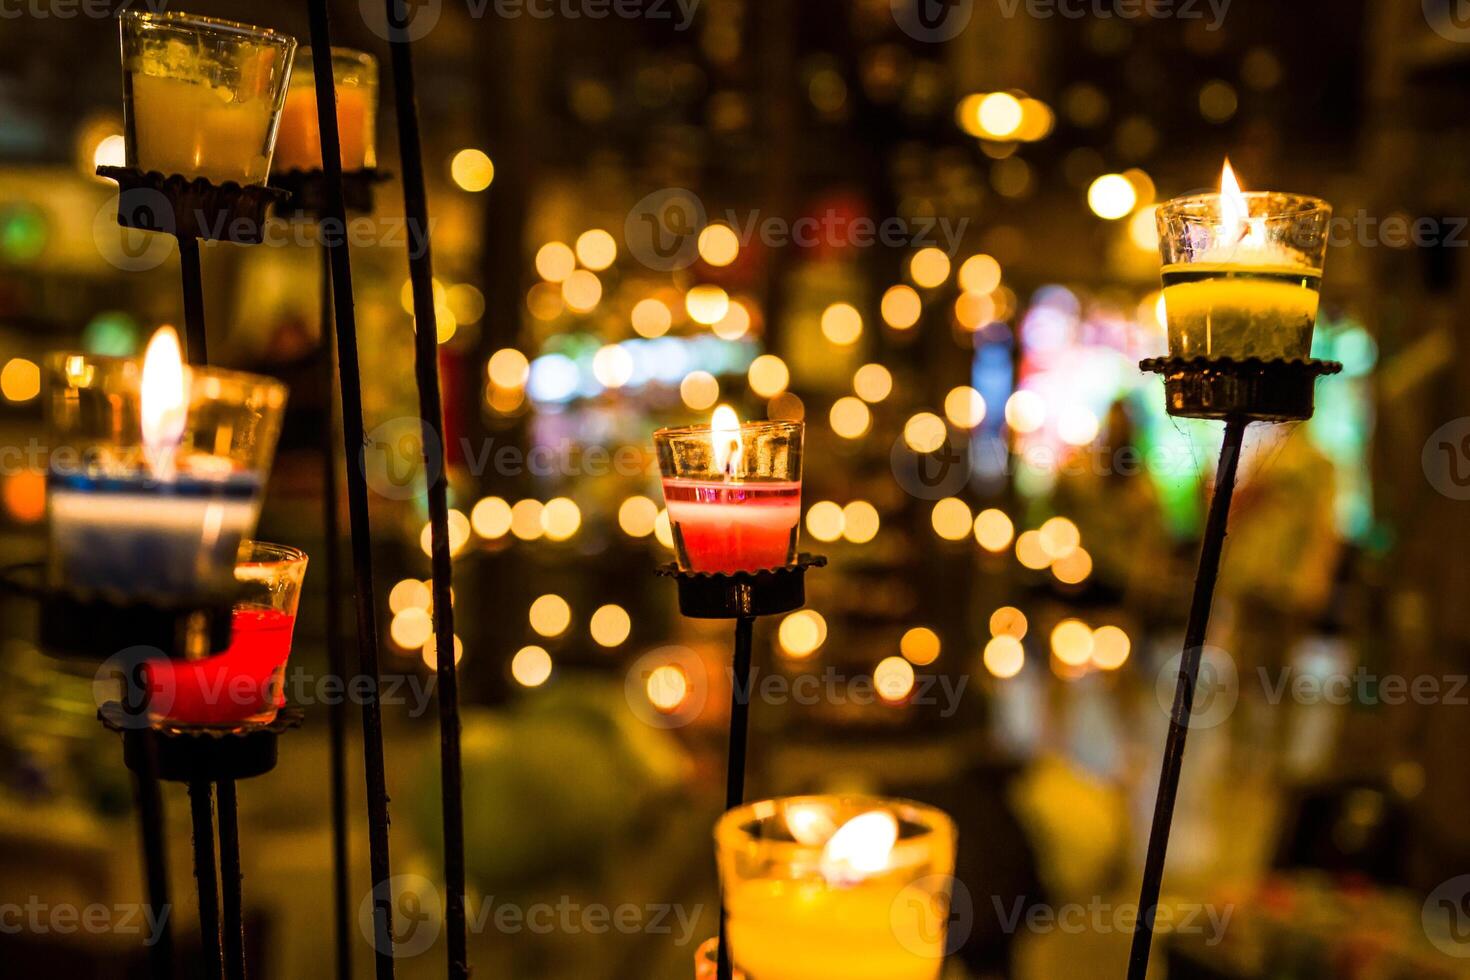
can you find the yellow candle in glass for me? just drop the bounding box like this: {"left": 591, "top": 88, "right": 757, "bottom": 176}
{"left": 1157, "top": 162, "right": 1332, "bottom": 361}
{"left": 120, "top": 12, "right": 296, "bottom": 186}
{"left": 716, "top": 797, "right": 957, "bottom": 980}
{"left": 273, "top": 47, "right": 379, "bottom": 173}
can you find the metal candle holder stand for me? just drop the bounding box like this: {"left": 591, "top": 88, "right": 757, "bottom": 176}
{"left": 100, "top": 704, "right": 303, "bottom": 980}
{"left": 656, "top": 554, "right": 827, "bottom": 980}
{"left": 267, "top": 165, "right": 389, "bottom": 980}
{"left": 0, "top": 562, "right": 250, "bottom": 980}
{"left": 89, "top": 164, "right": 305, "bottom": 980}
{"left": 1126, "top": 356, "right": 1341, "bottom": 980}
{"left": 96, "top": 166, "right": 287, "bottom": 363}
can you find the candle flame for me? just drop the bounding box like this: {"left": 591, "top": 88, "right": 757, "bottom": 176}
{"left": 141, "top": 326, "right": 189, "bottom": 477}
{"left": 711, "top": 404, "right": 742, "bottom": 477}
{"left": 1219, "top": 159, "right": 1262, "bottom": 249}
{"left": 785, "top": 802, "right": 838, "bottom": 846}
{"left": 820, "top": 810, "right": 899, "bottom": 884}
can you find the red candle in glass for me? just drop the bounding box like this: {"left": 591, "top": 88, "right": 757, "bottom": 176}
{"left": 146, "top": 542, "right": 307, "bottom": 728}
{"left": 655, "top": 409, "right": 803, "bottom": 574}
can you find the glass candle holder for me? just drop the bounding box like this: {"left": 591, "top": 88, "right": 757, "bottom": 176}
{"left": 120, "top": 11, "right": 297, "bottom": 185}
{"left": 716, "top": 795, "right": 957, "bottom": 980}
{"left": 147, "top": 541, "right": 307, "bottom": 728}
{"left": 1157, "top": 188, "right": 1331, "bottom": 361}
{"left": 45, "top": 339, "right": 288, "bottom": 602}
{"left": 273, "top": 47, "right": 379, "bottom": 174}
{"left": 654, "top": 417, "right": 803, "bottom": 574}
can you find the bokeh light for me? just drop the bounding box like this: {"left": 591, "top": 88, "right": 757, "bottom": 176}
{"left": 900, "top": 627, "right": 941, "bottom": 666}
{"left": 529, "top": 594, "right": 572, "bottom": 637}
{"left": 983, "top": 636, "right": 1026, "bottom": 679}
{"left": 590, "top": 604, "right": 632, "bottom": 647}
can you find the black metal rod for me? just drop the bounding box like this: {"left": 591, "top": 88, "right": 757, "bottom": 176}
{"left": 131, "top": 731, "right": 176, "bottom": 980}
{"left": 716, "top": 614, "right": 756, "bottom": 980}
{"left": 319, "top": 242, "right": 354, "bottom": 980}
{"left": 303, "top": 1, "right": 398, "bottom": 975}
{"left": 382, "top": 4, "right": 468, "bottom": 976}
{"left": 189, "top": 779, "right": 223, "bottom": 980}
{"left": 1127, "top": 417, "right": 1248, "bottom": 979}
{"left": 178, "top": 236, "right": 208, "bottom": 364}
{"left": 217, "top": 779, "right": 247, "bottom": 980}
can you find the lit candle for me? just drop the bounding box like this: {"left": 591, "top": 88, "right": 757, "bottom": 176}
{"left": 147, "top": 541, "right": 307, "bottom": 727}
{"left": 119, "top": 11, "right": 297, "bottom": 186}
{"left": 1158, "top": 161, "right": 1332, "bottom": 361}
{"left": 272, "top": 47, "right": 379, "bottom": 174}
{"left": 717, "top": 797, "right": 957, "bottom": 980}
{"left": 46, "top": 328, "right": 288, "bottom": 601}
{"left": 655, "top": 409, "right": 803, "bottom": 574}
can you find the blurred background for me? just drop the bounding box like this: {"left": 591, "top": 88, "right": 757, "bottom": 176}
{"left": 2, "top": 0, "right": 1470, "bottom": 977}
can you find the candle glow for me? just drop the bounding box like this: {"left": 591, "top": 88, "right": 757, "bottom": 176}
{"left": 1158, "top": 160, "right": 1330, "bottom": 361}
{"left": 141, "top": 326, "right": 188, "bottom": 477}
{"left": 718, "top": 797, "right": 956, "bottom": 980}
{"left": 45, "top": 333, "right": 286, "bottom": 600}
{"left": 655, "top": 411, "right": 803, "bottom": 574}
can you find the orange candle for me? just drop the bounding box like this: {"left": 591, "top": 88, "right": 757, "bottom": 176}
{"left": 119, "top": 11, "right": 296, "bottom": 186}
{"left": 273, "top": 47, "right": 378, "bottom": 173}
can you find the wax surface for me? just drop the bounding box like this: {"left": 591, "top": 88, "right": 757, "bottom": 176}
{"left": 49, "top": 470, "right": 260, "bottom": 598}
{"left": 148, "top": 604, "right": 297, "bottom": 727}
{"left": 662, "top": 479, "right": 800, "bottom": 573}
{"left": 1161, "top": 263, "right": 1321, "bottom": 360}
{"left": 127, "top": 73, "right": 275, "bottom": 184}
{"left": 725, "top": 877, "right": 947, "bottom": 980}
{"left": 273, "top": 84, "right": 372, "bottom": 172}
